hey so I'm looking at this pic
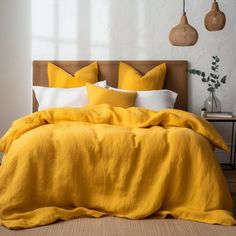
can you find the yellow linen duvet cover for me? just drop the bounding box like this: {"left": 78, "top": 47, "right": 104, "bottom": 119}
{"left": 0, "top": 104, "right": 235, "bottom": 229}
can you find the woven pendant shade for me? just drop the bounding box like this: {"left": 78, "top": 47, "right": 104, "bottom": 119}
{"left": 204, "top": 0, "right": 226, "bottom": 31}
{"left": 169, "top": 0, "right": 198, "bottom": 46}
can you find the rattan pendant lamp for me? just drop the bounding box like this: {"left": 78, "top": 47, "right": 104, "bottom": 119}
{"left": 204, "top": 0, "right": 226, "bottom": 31}
{"left": 169, "top": 0, "right": 198, "bottom": 46}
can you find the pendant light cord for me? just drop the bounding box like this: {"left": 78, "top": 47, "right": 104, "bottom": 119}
{"left": 183, "top": 0, "right": 186, "bottom": 15}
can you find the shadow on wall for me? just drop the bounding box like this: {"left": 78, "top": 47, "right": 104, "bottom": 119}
{"left": 76, "top": 0, "right": 91, "bottom": 58}
{"left": 31, "top": 0, "right": 157, "bottom": 60}
{"left": 108, "top": 0, "right": 164, "bottom": 60}
{"left": 32, "top": 0, "right": 93, "bottom": 59}
{"left": 108, "top": 0, "right": 139, "bottom": 59}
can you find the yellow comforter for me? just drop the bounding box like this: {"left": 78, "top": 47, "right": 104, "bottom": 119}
{"left": 0, "top": 104, "right": 235, "bottom": 229}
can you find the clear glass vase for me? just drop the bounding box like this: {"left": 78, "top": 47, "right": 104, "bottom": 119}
{"left": 204, "top": 90, "right": 221, "bottom": 112}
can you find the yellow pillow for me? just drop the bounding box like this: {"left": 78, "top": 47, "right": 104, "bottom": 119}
{"left": 86, "top": 83, "right": 137, "bottom": 108}
{"left": 48, "top": 62, "right": 98, "bottom": 88}
{"left": 118, "top": 62, "right": 166, "bottom": 91}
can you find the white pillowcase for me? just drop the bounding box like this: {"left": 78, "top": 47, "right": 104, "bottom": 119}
{"left": 107, "top": 86, "right": 177, "bottom": 111}
{"left": 33, "top": 81, "right": 107, "bottom": 111}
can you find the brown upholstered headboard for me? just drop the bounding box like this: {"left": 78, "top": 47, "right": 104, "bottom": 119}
{"left": 33, "top": 60, "right": 188, "bottom": 112}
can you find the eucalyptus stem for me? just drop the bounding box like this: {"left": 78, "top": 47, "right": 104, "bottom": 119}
{"left": 188, "top": 56, "right": 227, "bottom": 93}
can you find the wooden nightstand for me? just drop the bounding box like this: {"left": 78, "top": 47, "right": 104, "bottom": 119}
{"left": 205, "top": 116, "right": 236, "bottom": 170}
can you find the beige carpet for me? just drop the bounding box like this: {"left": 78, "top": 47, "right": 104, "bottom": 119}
{"left": 0, "top": 217, "right": 235, "bottom": 236}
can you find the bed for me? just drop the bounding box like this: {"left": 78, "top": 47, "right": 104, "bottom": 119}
{"left": 0, "top": 60, "right": 235, "bottom": 229}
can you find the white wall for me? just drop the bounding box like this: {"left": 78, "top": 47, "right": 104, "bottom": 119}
{"left": 1, "top": 0, "right": 236, "bottom": 160}
{"left": 0, "top": 0, "right": 31, "bottom": 137}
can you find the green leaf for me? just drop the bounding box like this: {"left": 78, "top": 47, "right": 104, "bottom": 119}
{"left": 221, "top": 75, "right": 227, "bottom": 84}
{"left": 210, "top": 73, "right": 216, "bottom": 78}
{"left": 212, "top": 62, "right": 216, "bottom": 65}
{"left": 188, "top": 69, "right": 196, "bottom": 74}
{"left": 216, "top": 57, "right": 220, "bottom": 62}
{"left": 207, "top": 76, "right": 210, "bottom": 82}
{"left": 196, "top": 70, "right": 201, "bottom": 75}
{"left": 215, "top": 81, "right": 220, "bottom": 89}
{"left": 208, "top": 87, "right": 215, "bottom": 92}
{"left": 211, "top": 79, "right": 216, "bottom": 83}
{"left": 201, "top": 72, "right": 205, "bottom": 77}
{"left": 202, "top": 78, "right": 207, "bottom": 82}
{"left": 211, "top": 66, "right": 215, "bottom": 71}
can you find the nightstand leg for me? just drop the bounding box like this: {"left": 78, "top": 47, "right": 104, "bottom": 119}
{"left": 230, "top": 122, "right": 234, "bottom": 167}
{"left": 233, "top": 121, "right": 236, "bottom": 169}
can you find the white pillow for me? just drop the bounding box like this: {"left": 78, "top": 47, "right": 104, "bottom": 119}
{"left": 107, "top": 86, "right": 177, "bottom": 111}
{"left": 33, "top": 81, "right": 107, "bottom": 111}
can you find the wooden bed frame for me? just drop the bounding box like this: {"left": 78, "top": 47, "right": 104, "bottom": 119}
{"left": 33, "top": 60, "right": 188, "bottom": 112}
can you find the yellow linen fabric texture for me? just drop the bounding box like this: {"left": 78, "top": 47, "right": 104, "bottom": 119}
{"left": 118, "top": 62, "right": 166, "bottom": 91}
{"left": 86, "top": 83, "right": 137, "bottom": 108}
{"left": 0, "top": 105, "right": 235, "bottom": 229}
{"left": 48, "top": 62, "right": 98, "bottom": 88}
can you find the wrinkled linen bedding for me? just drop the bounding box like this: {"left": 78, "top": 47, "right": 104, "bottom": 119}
{"left": 0, "top": 104, "right": 235, "bottom": 229}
